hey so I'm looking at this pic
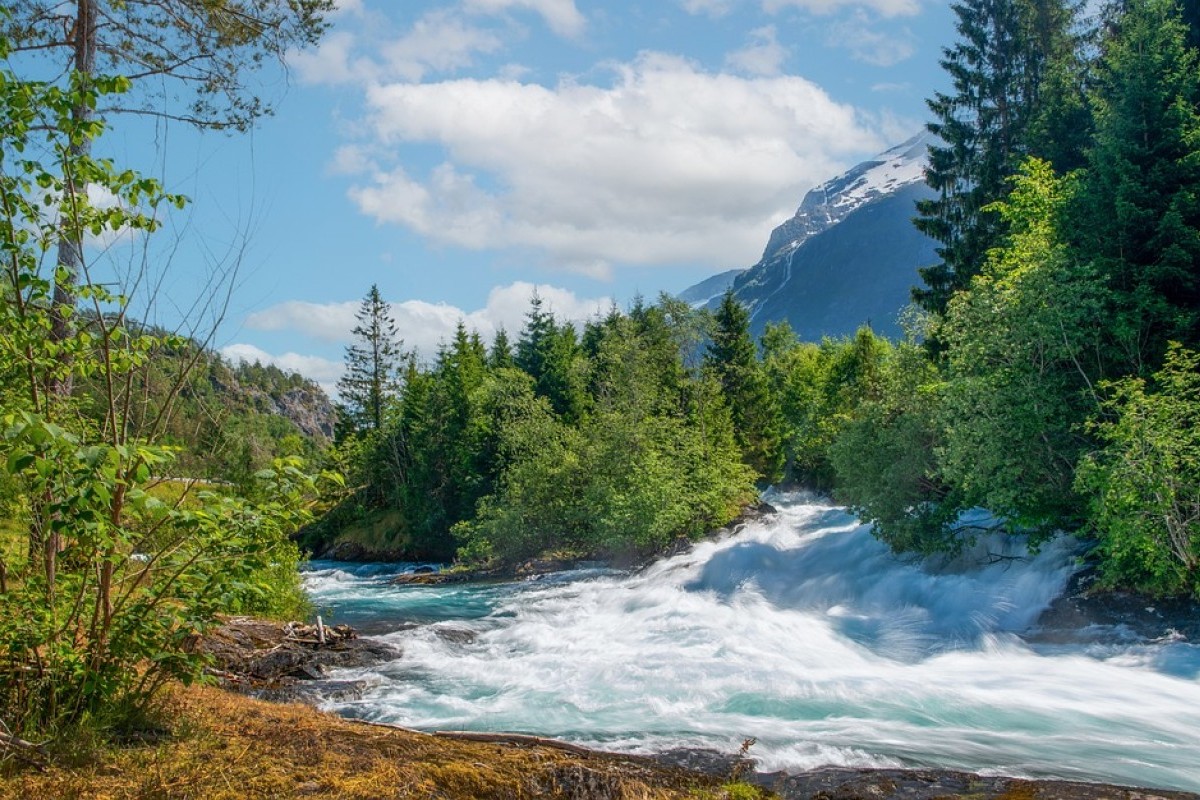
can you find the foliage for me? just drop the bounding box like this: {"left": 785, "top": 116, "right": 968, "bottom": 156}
{"left": 763, "top": 323, "right": 891, "bottom": 489}
{"left": 1077, "top": 344, "right": 1200, "bottom": 596}
{"left": 454, "top": 310, "right": 755, "bottom": 565}
{"left": 0, "top": 59, "right": 332, "bottom": 739}
{"left": 915, "top": 0, "right": 1085, "bottom": 318}
{"left": 3, "top": 1, "right": 333, "bottom": 134}
{"left": 1073, "top": 0, "right": 1200, "bottom": 362}
{"left": 829, "top": 339, "right": 970, "bottom": 555}
{"left": 936, "top": 159, "right": 1106, "bottom": 539}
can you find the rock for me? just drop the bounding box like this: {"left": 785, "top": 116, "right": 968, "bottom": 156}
{"left": 1030, "top": 567, "right": 1200, "bottom": 644}
{"left": 753, "top": 767, "right": 1198, "bottom": 800}
{"left": 516, "top": 558, "right": 574, "bottom": 577}
{"left": 432, "top": 627, "right": 477, "bottom": 645}
{"left": 200, "top": 616, "right": 401, "bottom": 702}
{"left": 389, "top": 570, "right": 471, "bottom": 586}
{"left": 255, "top": 678, "right": 372, "bottom": 705}
{"left": 650, "top": 748, "right": 752, "bottom": 777}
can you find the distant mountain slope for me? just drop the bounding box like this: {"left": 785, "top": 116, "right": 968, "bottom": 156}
{"left": 682, "top": 132, "right": 937, "bottom": 341}
{"left": 678, "top": 268, "right": 745, "bottom": 307}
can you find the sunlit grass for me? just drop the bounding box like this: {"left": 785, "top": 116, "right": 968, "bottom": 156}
{"left": 0, "top": 683, "right": 727, "bottom": 799}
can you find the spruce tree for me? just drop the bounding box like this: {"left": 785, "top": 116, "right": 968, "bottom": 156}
{"left": 490, "top": 327, "right": 515, "bottom": 369}
{"left": 515, "top": 293, "right": 584, "bottom": 421}
{"left": 915, "top": 0, "right": 1083, "bottom": 317}
{"left": 337, "top": 285, "right": 403, "bottom": 434}
{"left": 1076, "top": 0, "right": 1200, "bottom": 363}
{"left": 705, "top": 291, "right": 782, "bottom": 480}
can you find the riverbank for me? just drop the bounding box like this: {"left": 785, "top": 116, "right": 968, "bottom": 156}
{"left": 4, "top": 677, "right": 1197, "bottom": 800}
{"left": 383, "top": 499, "right": 781, "bottom": 586}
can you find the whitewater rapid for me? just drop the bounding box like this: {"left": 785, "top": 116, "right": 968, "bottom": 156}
{"left": 302, "top": 494, "right": 1200, "bottom": 792}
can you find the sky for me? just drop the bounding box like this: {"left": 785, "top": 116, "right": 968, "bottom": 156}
{"left": 89, "top": 0, "right": 957, "bottom": 394}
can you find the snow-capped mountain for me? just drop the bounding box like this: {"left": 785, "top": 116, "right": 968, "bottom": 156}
{"left": 681, "top": 131, "right": 938, "bottom": 341}
{"left": 760, "top": 131, "right": 933, "bottom": 264}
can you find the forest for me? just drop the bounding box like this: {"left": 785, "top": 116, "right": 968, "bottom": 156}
{"left": 318, "top": 0, "right": 1200, "bottom": 600}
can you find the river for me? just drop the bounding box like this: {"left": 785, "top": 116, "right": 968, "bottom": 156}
{"left": 301, "top": 492, "right": 1200, "bottom": 792}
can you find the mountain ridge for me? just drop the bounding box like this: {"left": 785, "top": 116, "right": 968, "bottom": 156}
{"left": 682, "top": 131, "right": 938, "bottom": 341}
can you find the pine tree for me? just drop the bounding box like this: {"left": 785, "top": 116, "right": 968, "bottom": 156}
{"left": 337, "top": 285, "right": 403, "bottom": 434}
{"left": 915, "top": 0, "right": 1083, "bottom": 317}
{"left": 705, "top": 291, "right": 782, "bottom": 480}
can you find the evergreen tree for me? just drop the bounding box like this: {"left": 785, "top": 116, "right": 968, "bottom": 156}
{"left": 337, "top": 285, "right": 404, "bottom": 434}
{"left": 515, "top": 293, "right": 585, "bottom": 422}
{"left": 915, "top": 0, "right": 1083, "bottom": 317}
{"left": 1075, "top": 0, "right": 1200, "bottom": 363}
{"left": 489, "top": 327, "right": 515, "bottom": 370}
{"left": 705, "top": 291, "right": 782, "bottom": 480}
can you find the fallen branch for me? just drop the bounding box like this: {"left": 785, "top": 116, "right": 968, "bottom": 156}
{"left": 0, "top": 729, "right": 48, "bottom": 768}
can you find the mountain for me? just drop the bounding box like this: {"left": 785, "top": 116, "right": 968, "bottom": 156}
{"left": 683, "top": 132, "right": 938, "bottom": 341}
{"left": 678, "top": 268, "right": 745, "bottom": 307}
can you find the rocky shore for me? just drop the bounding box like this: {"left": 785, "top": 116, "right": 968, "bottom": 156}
{"left": 193, "top": 610, "right": 1200, "bottom": 800}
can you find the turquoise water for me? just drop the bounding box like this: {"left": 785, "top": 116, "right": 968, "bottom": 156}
{"left": 302, "top": 494, "right": 1200, "bottom": 792}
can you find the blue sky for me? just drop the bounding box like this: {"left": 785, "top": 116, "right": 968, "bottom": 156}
{"left": 89, "top": 0, "right": 956, "bottom": 392}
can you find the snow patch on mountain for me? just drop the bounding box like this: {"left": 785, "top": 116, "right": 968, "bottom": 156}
{"left": 760, "top": 131, "right": 933, "bottom": 264}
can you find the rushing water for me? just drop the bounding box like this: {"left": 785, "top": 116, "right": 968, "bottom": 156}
{"left": 302, "top": 493, "right": 1200, "bottom": 792}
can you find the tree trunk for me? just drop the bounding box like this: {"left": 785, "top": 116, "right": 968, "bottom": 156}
{"left": 48, "top": 0, "right": 98, "bottom": 402}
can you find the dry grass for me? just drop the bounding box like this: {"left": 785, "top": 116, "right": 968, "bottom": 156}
{"left": 0, "top": 684, "right": 729, "bottom": 799}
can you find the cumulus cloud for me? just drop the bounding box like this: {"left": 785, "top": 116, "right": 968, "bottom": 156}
{"left": 463, "top": 0, "right": 587, "bottom": 38}
{"left": 243, "top": 282, "right": 612, "bottom": 360}
{"left": 348, "top": 52, "right": 882, "bottom": 273}
{"left": 826, "top": 11, "right": 916, "bottom": 66}
{"left": 725, "top": 26, "right": 789, "bottom": 77}
{"left": 763, "top": 0, "right": 922, "bottom": 18}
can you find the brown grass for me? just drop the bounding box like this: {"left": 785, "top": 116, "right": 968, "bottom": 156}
{"left": 0, "top": 684, "right": 731, "bottom": 799}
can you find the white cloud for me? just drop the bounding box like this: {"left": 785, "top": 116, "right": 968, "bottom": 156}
{"left": 331, "top": 0, "right": 364, "bottom": 16}
{"left": 327, "top": 144, "right": 375, "bottom": 176}
{"left": 243, "top": 282, "right": 612, "bottom": 359}
{"left": 725, "top": 26, "right": 789, "bottom": 77}
{"left": 463, "top": 0, "right": 587, "bottom": 38}
{"left": 382, "top": 10, "right": 504, "bottom": 82}
{"left": 349, "top": 52, "right": 882, "bottom": 273}
{"left": 290, "top": 30, "right": 378, "bottom": 86}
{"left": 825, "top": 12, "right": 916, "bottom": 66}
{"left": 763, "top": 0, "right": 921, "bottom": 18}
{"left": 291, "top": 10, "right": 505, "bottom": 86}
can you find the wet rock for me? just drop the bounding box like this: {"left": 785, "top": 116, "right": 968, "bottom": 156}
{"left": 389, "top": 570, "right": 472, "bottom": 586}
{"left": 255, "top": 678, "right": 372, "bottom": 705}
{"left": 1031, "top": 567, "right": 1200, "bottom": 644}
{"left": 432, "top": 626, "right": 477, "bottom": 645}
{"left": 753, "top": 767, "right": 1198, "bottom": 800}
{"left": 650, "top": 747, "right": 753, "bottom": 777}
